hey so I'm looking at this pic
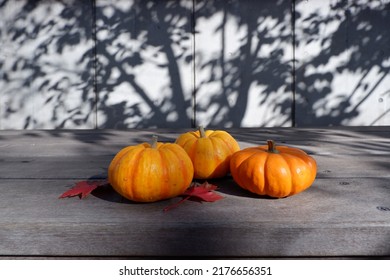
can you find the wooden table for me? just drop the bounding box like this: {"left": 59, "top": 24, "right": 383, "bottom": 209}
{"left": 1, "top": 127, "right": 389, "bottom": 258}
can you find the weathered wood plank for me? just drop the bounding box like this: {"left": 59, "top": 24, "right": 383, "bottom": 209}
{"left": 0, "top": 128, "right": 389, "bottom": 257}
{"left": 1, "top": 220, "right": 388, "bottom": 257}
{"left": 0, "top": 154, "right": 388, "bottom": 179}
{"left": 0, "top": 177, "right": 388, "bottom": 257}
{"left": 1, "top": 127, "right": 389, "bottom": 157}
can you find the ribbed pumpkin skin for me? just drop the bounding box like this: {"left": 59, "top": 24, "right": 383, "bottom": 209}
{"left": 230, "top": 142, "right": 317, "bottom": 198}
{"left": 108, "top": 141, "right": 194, "bottom": 202}
{"left": 175, "top": 128, "right": 240, "bottom": 179}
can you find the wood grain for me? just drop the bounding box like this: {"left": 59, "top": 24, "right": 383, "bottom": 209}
{"left": 0, "top": 128, "right": 389, "bottom": 257}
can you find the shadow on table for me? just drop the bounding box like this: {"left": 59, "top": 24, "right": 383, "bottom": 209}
{"left": 201, "top": 177, "right": 277, "bottom": 200}
{"left": 89, "top": 173, "right": 275, "bottom": 205}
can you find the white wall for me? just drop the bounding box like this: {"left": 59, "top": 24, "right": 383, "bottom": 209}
{"left": 0, "top": 0, "right": 389, "bottom": 129}
{"left": 295, "top": 0, "right": 390, "bottom": 126}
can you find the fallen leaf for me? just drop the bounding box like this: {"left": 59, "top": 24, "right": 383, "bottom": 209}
{"left": 163, "top": 181, "right": 223, "bottom": 212}
{"left": 59, "top": 180, "right": 108, "bottom": 199}
{"left": 183, "top": 181, "right": 224, "bottom": 202}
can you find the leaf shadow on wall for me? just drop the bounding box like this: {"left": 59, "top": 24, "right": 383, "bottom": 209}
{"left": 0, "top": 0, "right": 95, "bottom": 129}
{"left": 0, "top": 0, "right": 390, "bottom": 129}
{"left": 294, "top": 0, "right": 390, "bottom": 126}
{"left": 0, "top": 0, "right": 389, "bottom": 128}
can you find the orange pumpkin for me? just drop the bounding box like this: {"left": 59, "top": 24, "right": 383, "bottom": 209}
{"left": 108, "top": 136, "right": 194, "bottom": 202}
{"left": 230, "top": 140, "right": 317, "bottom": 198}
{"left": 175, "top": 126, "right": 240, "bottom": 179}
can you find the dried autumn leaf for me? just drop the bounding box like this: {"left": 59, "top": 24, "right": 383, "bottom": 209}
{"left": 59, "top": 180, "right": 108, "bottom": 199}
{"left": 163, "top": 181, "right": 223, "bottom": 212}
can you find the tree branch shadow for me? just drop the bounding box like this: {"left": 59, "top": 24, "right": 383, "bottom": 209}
{"left": 1, "top": 0, "right": 389, "bottom": 129}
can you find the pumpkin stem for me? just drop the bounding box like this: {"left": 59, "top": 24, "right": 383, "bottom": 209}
{"left": 267, "top": 140, "right": 279, "bottom": 154}
{"left": 198, "top": 126, "right": 206, "bottom": 138}
{"left": 150, "top": 135, "right": 158, "bottom": 149}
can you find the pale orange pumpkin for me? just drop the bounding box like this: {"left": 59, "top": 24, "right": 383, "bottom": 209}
{"left": 175, "top": 126, "right": 240, "bottom": 179}
{"left": 230, "top": 140, "right": 317, "bottom": 198}
{"left": 108, "top": 136, "right": 194, "bottom": 202}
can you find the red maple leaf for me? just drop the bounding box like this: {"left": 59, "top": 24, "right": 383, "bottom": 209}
{"left": 59, "top": 180, "right": 108, "bottom": 199}
{"left": 163, "top": 181, "right": 224, "bottom": 212}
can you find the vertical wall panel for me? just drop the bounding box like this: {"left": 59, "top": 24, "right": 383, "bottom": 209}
{"left": 1, "top": 0, "right": 389, "bottom": 129}
{"left": 194, "top": 0, "right": 294, "bottom": 128}
{"left": 0, "top": 0, "right": 95, "bottom": 129}
{"left": 295, "top": 0, "right": 390, "bottom": 126}
{"left": 95, "top": 0, "right": 194, "bottom": 128}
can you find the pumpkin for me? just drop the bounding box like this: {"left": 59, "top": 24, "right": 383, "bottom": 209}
{"left": 175, "top": 126, "right": 240, "bottom": 179}
{"left": 108, "top": 136, "right": 194, "bottom": 202}
{"left": 230, "top": 140, "right": 317, "bottom": 198}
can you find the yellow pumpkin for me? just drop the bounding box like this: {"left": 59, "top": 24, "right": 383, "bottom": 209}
{"left": 108, "top": 136, "right": 194, "bottom": 202}
{"left": 175, "top": 126, "right": 240, "bottom": 179}
{"left": 230, "top": 140, "right": 317, "bottom": 198}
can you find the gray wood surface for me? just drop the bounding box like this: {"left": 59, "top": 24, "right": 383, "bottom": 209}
{"left": 0, "top": 127, "right": 389, "bottom": 258}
